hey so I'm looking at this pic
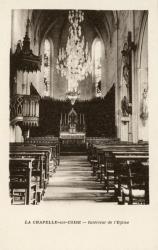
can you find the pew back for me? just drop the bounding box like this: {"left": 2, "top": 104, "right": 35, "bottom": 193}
{"left": 9, "top": 158, "right": 37, "bottom": 205}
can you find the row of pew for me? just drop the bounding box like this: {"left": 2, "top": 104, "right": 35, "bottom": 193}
{"left": 9, "top": 137, "right": 60, "bottom": 205}
{"left": 87, "top": 139, "right": 149, "bottom": 205}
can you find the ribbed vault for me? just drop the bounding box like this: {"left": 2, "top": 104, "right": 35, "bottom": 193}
{"left": 31, "top": 10, "right": 117, "bottom": 48}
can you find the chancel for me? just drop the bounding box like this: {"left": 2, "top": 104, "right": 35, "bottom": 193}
{"left": 60, "top": 108, "right": 85, "bottom": 134}
{"left": 9, "top": 9, "right": 149, "bottom": 205}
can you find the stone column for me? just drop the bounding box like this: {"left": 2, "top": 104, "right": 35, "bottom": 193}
{"left": 15, "top": 125, "right": 23, "bottom": 142}
{"left": 120, "top": 117, "right": 130, "bottom": 141}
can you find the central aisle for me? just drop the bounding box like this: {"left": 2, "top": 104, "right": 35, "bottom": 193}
{"left": 43, "top": 155, "right": 116, "bottom": 203}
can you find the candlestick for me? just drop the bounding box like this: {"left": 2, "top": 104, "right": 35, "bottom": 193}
{"left": 65, "top": 113, "right": 66, "bottom": 124}
{"left": 83, "top": 114, "right": 85, "bottom": 124}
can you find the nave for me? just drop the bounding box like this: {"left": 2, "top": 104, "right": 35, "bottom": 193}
{"left": 43, "top": 155, "right": 115, "bottom": 203}
{"left": 9, "top": 9, "right": 149, "bottom": 205}
{"left": 9, "top": 136, "right": 149, "bottom": 205}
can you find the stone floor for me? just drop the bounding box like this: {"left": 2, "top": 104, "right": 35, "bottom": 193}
{"left": 43, "top": 155, "right": 116, "bottom": 203}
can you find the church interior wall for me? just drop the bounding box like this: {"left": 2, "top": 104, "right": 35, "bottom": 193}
{"left": 103, "top": 30, "right": 117, "bottom": 96}
{"left": 137, "top": 12, "right": 148, "bottom": 141}
{"left": 11, "top": 10, "right": 28, "bottom": 54}
{"left": 47, "top": 16, "right": 98, "bottom": 100}
{"left": 10, "top": 10, "right": 148, "bottom": 143}
{"left": 113, "top": 10, "right": 148, "bottom": 142}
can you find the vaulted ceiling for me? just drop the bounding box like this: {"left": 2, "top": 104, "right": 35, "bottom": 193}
{"left": 31, "top": 10, "right": 118, "bottom": 47}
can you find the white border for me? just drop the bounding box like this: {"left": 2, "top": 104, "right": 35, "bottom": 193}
{"left": 0, "top": 1, "right": 158, "bottom": 249}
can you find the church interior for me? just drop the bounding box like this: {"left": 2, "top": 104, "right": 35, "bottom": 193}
{"left": 9, "top": 9, "right": 149, "bottom": 205}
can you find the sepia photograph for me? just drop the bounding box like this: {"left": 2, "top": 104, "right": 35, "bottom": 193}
{"left": 9, "top": 9, "right": 149, "bottom": 205}
{"left": 1, "top": 0, "right": 158, "bottom": 249}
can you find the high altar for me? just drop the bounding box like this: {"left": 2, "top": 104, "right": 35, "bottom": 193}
{"left": 60, "top": 108, "right": 86, "bottom": 144}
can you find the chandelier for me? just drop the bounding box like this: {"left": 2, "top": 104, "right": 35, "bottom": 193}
{"left": 66, "top": 88, "right": 80, "bottom": 105}
{"left": 56, "top": 10, "right": 92, "bottom": 102}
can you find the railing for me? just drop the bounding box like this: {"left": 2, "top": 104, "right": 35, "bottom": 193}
{"left": 10, "top": 94, "right": 40, "bottom": 127}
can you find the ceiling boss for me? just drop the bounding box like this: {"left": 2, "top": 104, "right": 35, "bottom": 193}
{"left": 56, "top": 10, "right": 92, "bottom": 105}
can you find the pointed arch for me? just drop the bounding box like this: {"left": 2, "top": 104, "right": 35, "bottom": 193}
{"left": 92, "top": 37, "right": 104, "bottom": 97}
{"left": 43, "top": 38, "right": 54, "bottom": 97}
{"left": 43, "top": 39, "right": 51, "bottom": 96}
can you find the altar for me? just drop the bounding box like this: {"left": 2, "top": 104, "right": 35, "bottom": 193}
{"left": 60, "top": 108, "right": 86, "bottom": 145}
{"left": 60, "top": 132, "right": 86, "bottom": 144}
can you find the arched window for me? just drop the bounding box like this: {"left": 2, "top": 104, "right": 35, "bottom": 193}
{"left": 44, "top": 39, "right": 51, "bottom": 96}
{"left": 92, "top": 38, "right": 102, "bottom": 97}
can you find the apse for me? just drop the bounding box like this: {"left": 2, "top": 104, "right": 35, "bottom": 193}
{"left": 30, "top": 10, "right": 113, "bottom": 100}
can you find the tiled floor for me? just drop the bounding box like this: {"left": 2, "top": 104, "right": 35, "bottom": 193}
{"left": 43, "top": 155, "right": 116, "bottom": 203}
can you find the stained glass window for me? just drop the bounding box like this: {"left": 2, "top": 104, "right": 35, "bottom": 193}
{"left": 44, "top": 39, "right": 51, "bottom": 96}
{"left": 93, "top": 39, "right": 102, "bottom": 97}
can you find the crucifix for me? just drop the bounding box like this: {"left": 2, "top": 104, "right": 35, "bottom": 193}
{"left": 121, "top": 31, "right": 136, "bottom": 108}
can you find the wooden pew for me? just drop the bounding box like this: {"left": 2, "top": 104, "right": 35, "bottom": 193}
{"left": 91, "top": 144, "right": 148, "bottom": 168}
{"left": 10, "top": 138, "right": 60, "bottom": 167}
{"left": 9, "top": 158, "right": 37, "bottom": 205}
{"left": 10, "top": 145, "right": 52, "bottom": 182}
{"left": 10, "top": 144, "right": 54, "bottom": 203}
{"left": 105, "top": 150, "right": 148, "bottom": 192}
{"left": 86, "top": 138, "right": 119, "bottom": 161}
{"left": 89, "top": 143, "right": 148, "bottom": 195}
{"left": 90, "top": 144, "right": 148, "bottom": 178}
{"left": 10, "top": 151, "right": 46, "bottom": 191}
{"left": 102, "top": 147, "right": 148, "bottom": 188}
{"left": 88, "top": 141, "right": 148, "bottom": 162}
{"left": 113, "top": 154, "right": 149, "bottom": 204}
{"left": 36, "top": 144, "right": 59, "bottom": 167}
{"left": 25, "top": 137, "right": 60, "bottom": 166}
